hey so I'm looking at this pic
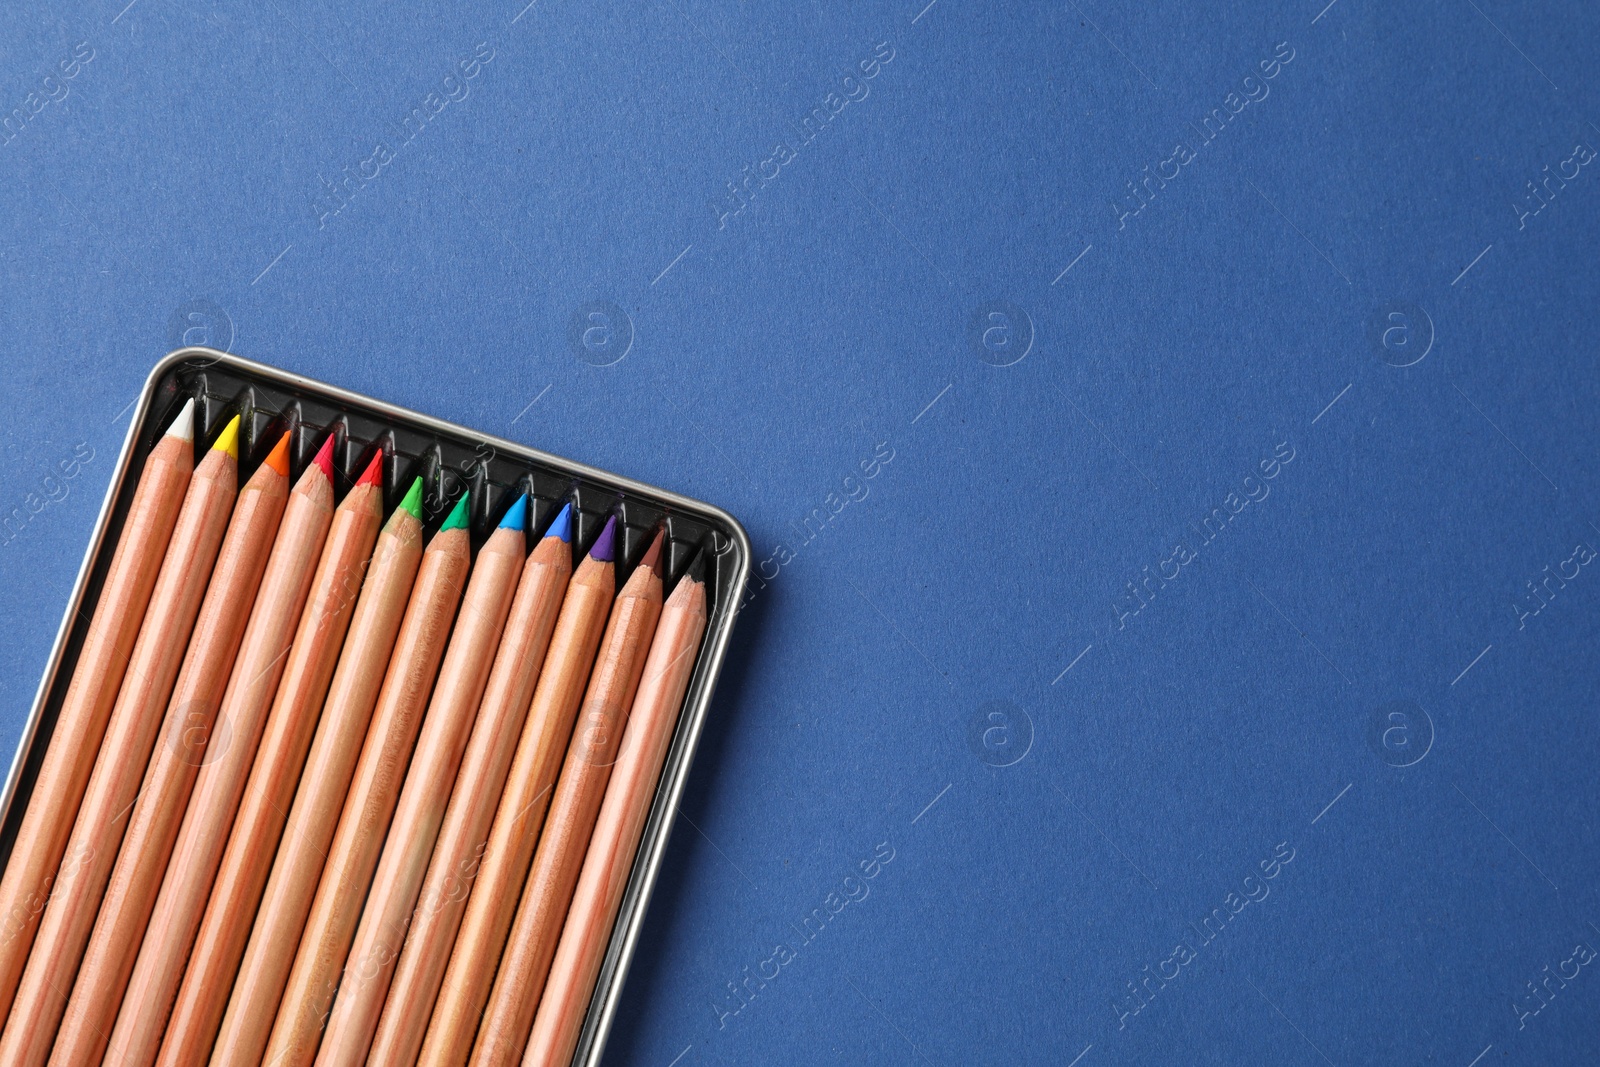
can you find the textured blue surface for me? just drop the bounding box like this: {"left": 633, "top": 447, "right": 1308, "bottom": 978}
{"left": 2, "top": 2, "right": 1598, "bottom": 1064}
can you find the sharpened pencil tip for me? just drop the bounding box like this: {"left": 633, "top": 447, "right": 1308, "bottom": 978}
{"left": 440, "top": 492, "right": 470, "bottom": 532}
{"left": 590, "top": 515, "right": 617, "bottom": 562}
{"left": 499, "top": 493, "right": 529, "bottom": 531}
{"left": 211, "top": 415, "right": 240, "bottom": 459}
{"left": 164, "top": 398, "right": 196, "bottom": 443}
{"left": 399, "top": 477, "right": 424, "bottom": 520}
{"left": 638, "top": 526, "right": 664, "bottom": 573}
{"left": 543, "top": 502, "right": 573, "bottom": 543}
{"left": 263, "top": 432, "right": 291, "bottom": 476}
{"left": 684, "top": 547, "right": 706, "bottom": 584}
{"left": 311, "top": 436, "right": 335, "bottom": 481}
{"left": 356, "top": 450, "right": 384, "bottom": 489}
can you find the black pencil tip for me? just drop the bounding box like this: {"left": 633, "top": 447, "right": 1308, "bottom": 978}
{"left": 683, "top": 547, "right": 707, "bottom": 584}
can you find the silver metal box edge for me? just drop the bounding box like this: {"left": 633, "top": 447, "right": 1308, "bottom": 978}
{"left": 0, "top": 347, "right": 752, "bottom": 1066}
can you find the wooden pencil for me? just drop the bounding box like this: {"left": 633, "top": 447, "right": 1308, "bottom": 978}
{"left": 154, "top": 451, "right": 386, "bottom": 1064}
{"left": 261, "top": 493, "right": 471, "bottom": 1067}
{"left": 367, "top": 504, "right": 575, "bottom": 1065}
{"left": 0, "top": 398, "right": 196, "bottom": 1017}
{"left": 47, "top": 432, "right": 290, "bottom": 1066}
{"left": 313, "top": 493, "right": 529, "bottom": 1065}
{"left": 418, "top": 516, "right": 619, "bottom": 1067}
{"left": 206, "top": 477, "right": 426, "bottom": 1065}
{"left": 0, "top": 415, "right": 239, "bottom": 1064}
{"left": 465, "top": 527, "right": 663, "bottom": 1067}
{"left": 103, "top": 435, "right": 338, "bottom": 1067}
{"left": 524, "top": 552, "right": 708, "bottom": 1067}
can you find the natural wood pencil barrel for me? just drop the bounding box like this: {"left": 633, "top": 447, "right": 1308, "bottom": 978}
{"left": 0, "top": 417, "right": 239, "bottom": 1066}
{"left": 313, "top": 504, "right": 528, "bottom": 1065}
{"left": 207, "top": 481, "right": 425, "bottom": 1065}
{"left": 46, "top": 435, "right": 290, "bottom": 1065}
{"left": 368, "top": 516, "right": 574, "bottom": 1065}
{"left": 524, "top": 563, "right": 707, "bottom": 1067}
{"left": 466, "top": 534, "right": 663, "bottom": 1067}
{"left": 155, "top": 457, "right": 386, "bottom": 1065}
{"left": 0, "top": 401, "right": 195, "bottom": 1018}
{"left": 418, "top": 530, "right": 618, "bottom": 1067}
{"left": 105, "top": 442, "right": 337, "bottom": 1067}
{"left": 261, "top": 514, "right": 469, "bottom": 1067}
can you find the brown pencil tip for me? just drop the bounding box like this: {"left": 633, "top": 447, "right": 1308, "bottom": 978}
{"left": 638, "top": 527, "right": 665, "bottom": 574}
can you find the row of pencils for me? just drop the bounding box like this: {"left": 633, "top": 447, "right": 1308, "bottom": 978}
{"left": 0, "top": 399, "right": 711, "bottom": 1066}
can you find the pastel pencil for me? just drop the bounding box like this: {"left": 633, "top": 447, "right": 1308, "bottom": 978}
{"left": 263, "top": 493, "right": 470, "bottom": 1067}
{"left": 523, "top": 552, "right": 708, "bottom": 1067}
{"left": 105, "top": 436, "right": 337, "bottom": 1067}
{"left": 418, "top": 516, "right": 618, "bottom": 1067}
{"left": 0, "top": 416, "right": 238, "bottom": 1064}
{"left": 368, "top": 505, "right": 575, "bottom": 1065}
{"left": 155, "top": 452, "right": 386, "bottom": 1064}
{"left": 467, "top": 528, "right": 664, "bottom": 1067}
{"left": 313, "top": 494, "right": 529, "bottom": 1066}
{"left": 0, "top": 399, "right": 195, "bottom": 1015}
{"left": 207, "top": 478, "right": 425, "bottom": 1065}
{"left": 47, "top": 434, "right": 289, "bottom": 1064}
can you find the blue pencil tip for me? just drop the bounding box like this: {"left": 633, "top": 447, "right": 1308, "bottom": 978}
{"left": 498, "top": 493, "right": 529, "bottom": 532}
{"left": 590, "top": 515, "right": 617, "bottom": 562}
{"left": 544, "top": 503, "right": 573, "bottom": 543}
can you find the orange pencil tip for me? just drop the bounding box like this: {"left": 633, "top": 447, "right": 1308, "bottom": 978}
{"left": 356, "top": 450, "right": 384, "bottom": 489}
{"left": 263, "top": 432, "right": 291, "bottom": 477}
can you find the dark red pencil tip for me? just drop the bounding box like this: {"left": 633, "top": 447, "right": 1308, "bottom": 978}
{"left": 311, "top": 436, "right": 335, "bottom": 481}
{"left": 355, "top": 450, "right": 384, "bottom": 489}
{"left": 638, "top": 527, "right": 665, "bottom": 573}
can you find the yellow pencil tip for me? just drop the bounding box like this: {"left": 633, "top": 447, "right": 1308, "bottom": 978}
{"left": 211, "top": 415, "right": 241, "bottom": 460}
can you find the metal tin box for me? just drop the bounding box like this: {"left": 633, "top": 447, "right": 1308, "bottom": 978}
{"left": 0, "top": 348, "right": 749, "bottom": 1065}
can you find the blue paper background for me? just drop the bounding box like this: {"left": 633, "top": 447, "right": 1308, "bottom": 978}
{"left": 3, "top": 1, "right": 1598, "bottom": 1064}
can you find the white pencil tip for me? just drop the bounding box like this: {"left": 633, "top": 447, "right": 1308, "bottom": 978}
{"left": 164, "top": 397, "right": 196, "bottom": 443}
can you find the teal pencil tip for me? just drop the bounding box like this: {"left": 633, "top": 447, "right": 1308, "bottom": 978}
{"left": 440, "top": 493, "right": 470, "bottom": 532}
{"left": 544, "top": 503, "right": 572, "bottom": 543}
{"left": 498, "top": 493, "right": 529, "bottom": 532}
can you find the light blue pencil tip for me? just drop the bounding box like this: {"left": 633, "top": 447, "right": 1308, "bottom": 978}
{"left": 498, "top": 493, "right": 529, "bottom": 532}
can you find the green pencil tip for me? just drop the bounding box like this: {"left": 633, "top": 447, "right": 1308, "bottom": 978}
{"left": 399, "top": 477, "right": 424, "bottom": 520}
{"left": 440, "top": 493, "right": 470, "bottom": 532}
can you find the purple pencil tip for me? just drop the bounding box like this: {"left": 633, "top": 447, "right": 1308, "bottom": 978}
{"left": 589, "top": 515, "right": 617, "bottom": 562}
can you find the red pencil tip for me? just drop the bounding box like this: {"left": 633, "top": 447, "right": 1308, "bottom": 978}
{"left": 311, "top": 436, "right": 335, "bottom": 481}
{"left": 356, "top": 450, "right": 384, "bottom": 489}
{"left": 638, "top": 527, "right": 665, "bottom": 573}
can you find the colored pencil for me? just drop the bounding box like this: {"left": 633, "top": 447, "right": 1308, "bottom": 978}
{"left": 466, "top": 527, "right": 663, "bottom": 1067}
{"left": 417, "top": 516, "right": 618, "bottom": 1067}
{"left": 262, "top": 492, "right": 471, "bottom": 1067}
{"left": 0, "top": 415, "right": 238, "bottom": 1064}
{"left": 524, "top": 552, "right": 708, "bottom": 1067}
{"left": 368, "top": 504, "right": 576, "bottom": 1065}
{"left": 155, "top": 452, "right": 386, "bottom": 1064}
{"left": 207, "top": 478, "right": 426, "bottom": 1065}
{"left": 46, "top": 433, "right": 290, "bottom": 1064}
{"left": 313, "top": 494, "right": 529, "bottom": 1065}
{"left": 105, "top": 436, "right": 338, "bottom": 1067}
{"left": 0, "top": 399, "right": 196, "bottom": 1016}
